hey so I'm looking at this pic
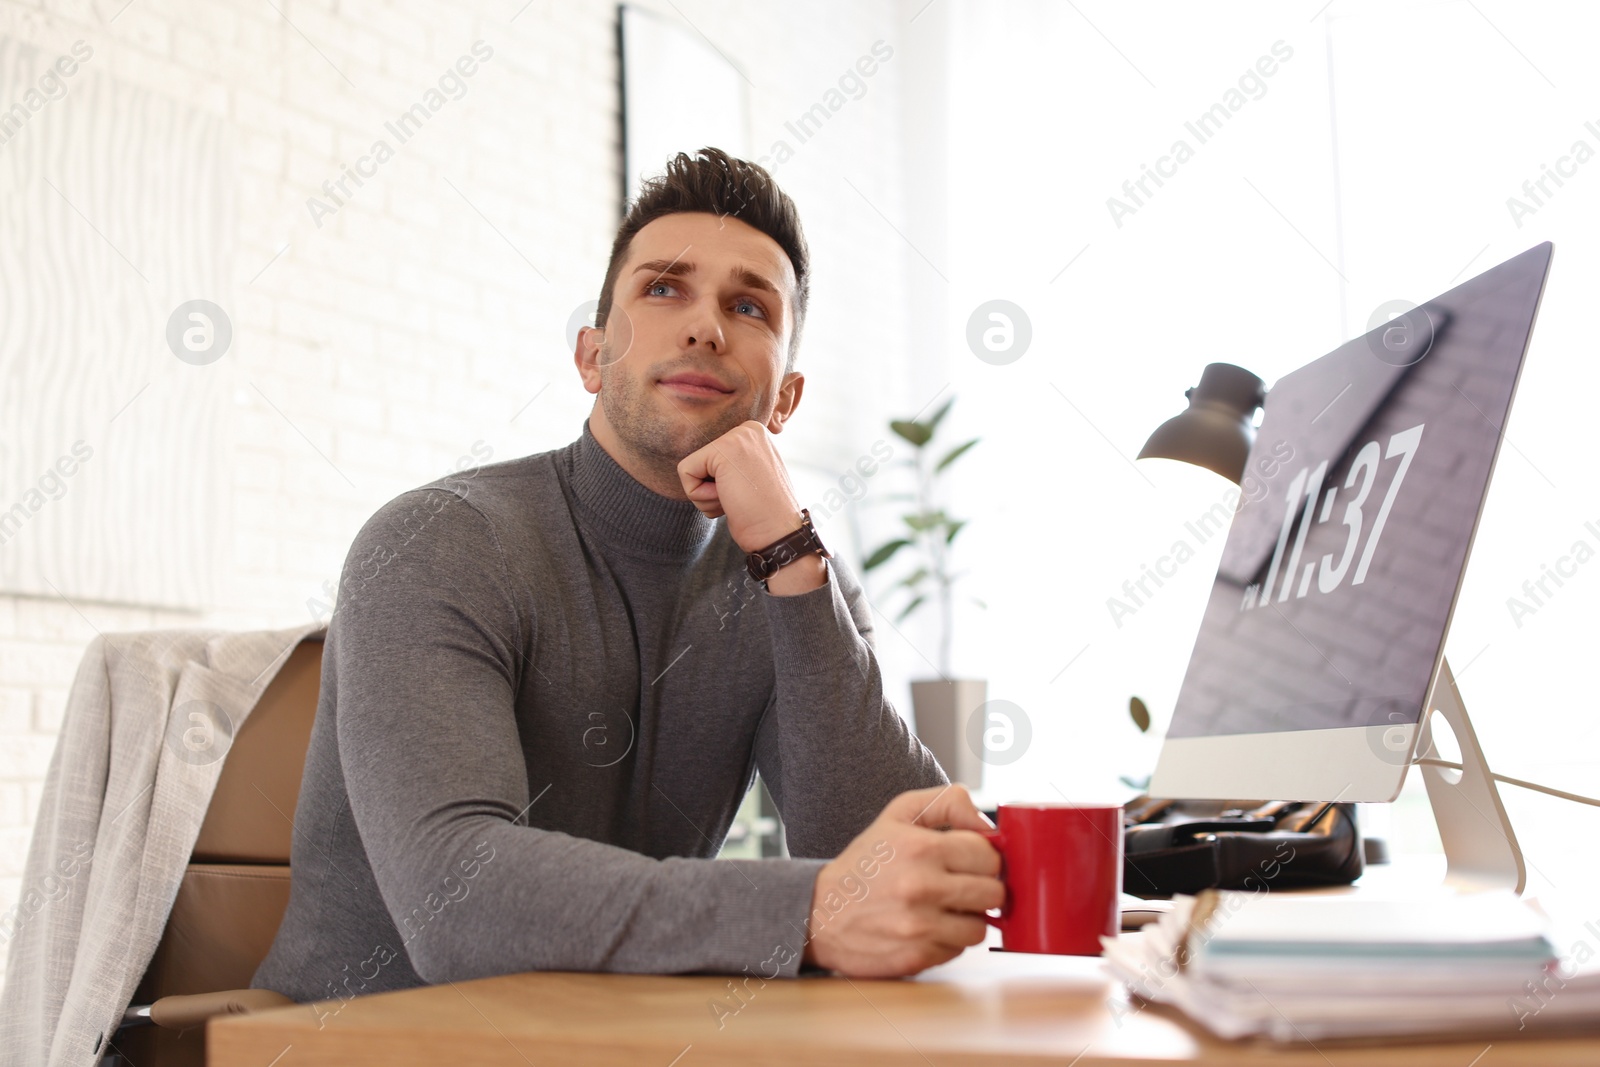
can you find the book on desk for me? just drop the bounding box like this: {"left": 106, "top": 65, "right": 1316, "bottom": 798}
{"left": 1103, "top": 888, "right": 1600, "bottom": 1042}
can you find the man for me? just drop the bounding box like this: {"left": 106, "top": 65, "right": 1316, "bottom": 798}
{"left": 253, "top": 148, "right": 1002, "bottom": 1004}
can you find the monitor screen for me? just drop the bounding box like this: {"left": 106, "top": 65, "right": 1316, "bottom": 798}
{"left": 1150, "top": 242, "right": 1553, "bottom": 802}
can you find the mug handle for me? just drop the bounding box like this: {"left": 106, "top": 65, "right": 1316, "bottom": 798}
{"left": 980, "top": 829, "right": 1008, "bottom": 930}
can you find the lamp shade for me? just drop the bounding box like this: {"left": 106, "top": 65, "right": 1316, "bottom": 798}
{"left": 1137, "top": 363, "right": 1266, "bottom": 485}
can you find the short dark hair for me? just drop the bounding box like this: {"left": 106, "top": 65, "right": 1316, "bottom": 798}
{"left": 596, "top": 147, "right": 809, "bottom": 371}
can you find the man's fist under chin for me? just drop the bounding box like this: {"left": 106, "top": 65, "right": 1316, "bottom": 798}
{"left": 677, "top": 421, "right": 829, "bottom": 595}
{"left": 802, "top": 785, "right": 1004, "bottom": 978}
{"left": 677, "top": 420, "right": 807, "bottom": 553}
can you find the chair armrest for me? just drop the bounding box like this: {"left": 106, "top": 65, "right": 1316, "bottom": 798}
{"left": 148, "top": 989, "right": 294, "bottom": 1029}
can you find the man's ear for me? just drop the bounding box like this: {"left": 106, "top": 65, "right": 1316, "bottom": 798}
{"left": 765, "top": 371, "right": 805, "bottom": 433}
{"left": 574, "top": 326, "right": 604, "bottom": 395}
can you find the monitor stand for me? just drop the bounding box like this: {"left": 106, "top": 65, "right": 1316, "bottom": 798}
{"left": 1415, "top": 656, "right": 1526, "bottom": 894}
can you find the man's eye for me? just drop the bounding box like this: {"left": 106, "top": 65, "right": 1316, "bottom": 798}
{"left": 734, "top": 299, "right": 766, "bottom": 319}
{"left": 646, "top": 281, "right": 677, "bottom": 297}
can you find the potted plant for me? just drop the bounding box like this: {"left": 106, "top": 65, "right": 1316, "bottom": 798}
{"left": 863, "top": 397, "right": 986, "bottom": 788}
{"left": 1122, "top": 696, "right": 1153, "bottom": 792}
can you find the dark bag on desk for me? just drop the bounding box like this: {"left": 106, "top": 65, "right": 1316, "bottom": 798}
{"left": 1121, "top": 797, "right": 1364, "bottom": 896}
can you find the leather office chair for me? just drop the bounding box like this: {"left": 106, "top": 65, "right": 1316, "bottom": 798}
{"left": 111, "top": 635, "right": 324, "bottom": 1067}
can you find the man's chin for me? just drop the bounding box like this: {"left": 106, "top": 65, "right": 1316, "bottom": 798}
{"left": 601, "top": 388, "right": 757, "bottom": 464}
{"left": 673, "top": 419, "right": 745, "bottom": 458}
{"left": 660, "top": 402, "right": 752, "bottom": 444}
{"left": 634, "top": 417, "right": 747, "bottom": 467}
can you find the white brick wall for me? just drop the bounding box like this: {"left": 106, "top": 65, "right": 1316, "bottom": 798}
{"left": 0, "top": 0, "right": 937, "bottom": 998}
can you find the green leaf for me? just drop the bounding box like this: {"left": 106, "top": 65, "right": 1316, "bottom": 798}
{"left": 889, "top": 420, "right": 931, "bottom": 447}
{"left": 935, "top": 438, "right": 979, "bottom": 474}
{"left": 897, "top": 567, "right": 929, "bottom": 589}
{"left": 895, "top": 593, "right": 927, "bottom": 623}
{"left": 944, "top": 519, "right": 967, "bottom": 545}
{"left": 862, "top": 539, "right": 911, "bottom": 571}
{"left": 1119, "top": 774, "right": 1152, "bottom": 792}
{"left": 1129, "top": 696, "right": 1151, "bottom": 733}
{"left": 970, "top": 597, "right": 988, "bottom": 610}
{"left": 903, "top": 510, "right": 947, "bottom": 532}
{"left": 925, "top": 396, "right": 956, "bottom": 435}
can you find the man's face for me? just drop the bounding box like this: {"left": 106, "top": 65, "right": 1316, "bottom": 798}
{"left": 575, "top": 212, "right": 803, "bottom": 471}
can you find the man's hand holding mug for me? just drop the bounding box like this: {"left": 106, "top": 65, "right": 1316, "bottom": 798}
{"left": 803, "top": 789, "right": 1124, "bottom": 976}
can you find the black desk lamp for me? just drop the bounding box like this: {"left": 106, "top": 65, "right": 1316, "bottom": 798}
{"left": 1136, "top": 362, "right": 1266, "bottom": 485}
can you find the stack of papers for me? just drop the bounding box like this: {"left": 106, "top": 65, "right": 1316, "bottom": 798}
{"left": 1102, "top": 889, "right": 1600, "bottom": 1042}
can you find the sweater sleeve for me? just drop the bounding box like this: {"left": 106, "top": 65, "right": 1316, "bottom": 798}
{"left": 753, "top": 555, "right": 949, "bottom": 860}
{"left": 332, "top": 487, "right": 825, "bottom": 982}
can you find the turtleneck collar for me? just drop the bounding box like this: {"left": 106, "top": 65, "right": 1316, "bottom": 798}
{"left": 562, "top": 420, "right": 717, "bottom": 560}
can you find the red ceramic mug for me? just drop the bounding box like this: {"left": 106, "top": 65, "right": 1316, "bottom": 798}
{"left": 981, "top": 802, "right": 1123, "bottom": 955}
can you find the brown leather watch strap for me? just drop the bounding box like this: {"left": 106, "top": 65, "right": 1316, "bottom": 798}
{"left": 745, "top": 509, "right": 831, "bottom": 583}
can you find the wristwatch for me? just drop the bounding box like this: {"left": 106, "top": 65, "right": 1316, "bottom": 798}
{"left": 745, "top": 509, "right": 832, "bottom": 585}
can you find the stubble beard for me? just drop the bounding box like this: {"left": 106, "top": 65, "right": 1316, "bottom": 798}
{"left": 597, "top": 346, "right": 760, "bottom": 472}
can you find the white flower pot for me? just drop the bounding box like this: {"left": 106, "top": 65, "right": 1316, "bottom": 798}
{"left": 910, "top": 678, "right": 987, "bottom": 790}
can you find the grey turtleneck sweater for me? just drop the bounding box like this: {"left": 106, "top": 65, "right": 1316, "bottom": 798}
{"left": 252, "top": 423, "right": 946, "bottom": 1002}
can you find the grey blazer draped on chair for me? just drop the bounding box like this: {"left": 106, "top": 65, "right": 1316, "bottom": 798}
{"left": 0, "top": 621, "right": 323, "bottom": 1067}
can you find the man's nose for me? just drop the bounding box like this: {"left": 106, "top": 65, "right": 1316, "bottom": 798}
{"left": 681, "top": 298, "right": 727, "bottom": 352}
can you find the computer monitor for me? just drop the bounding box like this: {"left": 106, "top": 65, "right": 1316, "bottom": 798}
{"left": 1150, "top": 242, "right": 1554, "bottom": 804}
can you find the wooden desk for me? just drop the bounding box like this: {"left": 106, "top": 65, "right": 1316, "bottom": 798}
{"left": 211, "top": 926, "right": 1600, "bottom": 1066}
